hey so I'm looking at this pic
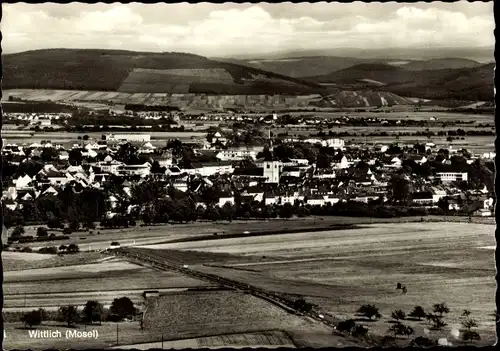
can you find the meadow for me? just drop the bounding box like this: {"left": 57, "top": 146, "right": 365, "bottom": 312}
{"left": 139, "top": 221, "right": 496, "bottom": 345}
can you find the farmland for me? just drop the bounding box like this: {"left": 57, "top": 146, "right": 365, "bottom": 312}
{"left": 2, "top": 256, "right": 216, "bottom": 312}
{"left": 137, "top": 221, "right": 496, "bottom": 345}
{"left": 111, "top": 330, "right": 296, "bottom": 349}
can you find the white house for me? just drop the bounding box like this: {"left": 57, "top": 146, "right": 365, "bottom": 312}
{"left": 436, "top": 172, "right": 468, "bottom": 182}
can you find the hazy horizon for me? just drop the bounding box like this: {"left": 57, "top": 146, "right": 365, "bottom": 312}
{"left": 2, "top": 2, "right": 494, "bottom": 59}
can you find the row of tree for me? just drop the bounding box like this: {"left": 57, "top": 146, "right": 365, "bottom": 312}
{"left": 21, "top": 297, "right": 137, "bottom": 328}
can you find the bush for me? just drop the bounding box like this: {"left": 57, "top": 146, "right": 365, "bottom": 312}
{"left": 66, "top": 244, "right": 80, "bottom": 253}
{"left": 462, "top": 330, "right": 481, "bottom": 343}
{"left": 336, "top": 319, "right": 356, "bottom": 333}
{"left": 63, "top": 227, "right": 73, "bottom": 235}
{"left": 409, "top": 306, "right": 426, "bottom": 320}
{"left": 36, "top": 227, "right": 48, "bottom": 237}
{"left": 391, "top": 309, "right": 406, "bottom": 321}
{"left": 11, "top": 225, "right": 25, "bottom": 238}
{"left": 21, "top": 310, "right": 43, "bottom": 328}
{"left": 357, "top": 304, "right": 382, "bottom": 320}
{"left": 21, "top": 247, "right": 33, "bottom": 253}
{"left": 109, "top": 297, "right": 136, "bottom": 319}
{"left": 351, "top": 325, "right": 369, "bottom": 338}
{"left": 410, "top": 336, "right": 436, "bottom": 347}
{"left": 38, "top": 246, "right": 58, "bottom": 254}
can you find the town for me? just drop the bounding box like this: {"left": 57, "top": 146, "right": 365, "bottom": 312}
{"left": 2, "top": 109, "right": 495, "bottom": 243}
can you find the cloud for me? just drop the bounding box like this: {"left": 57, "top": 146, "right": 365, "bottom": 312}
{"left": 1, "top": 2, "right": 494, "bottom": 56}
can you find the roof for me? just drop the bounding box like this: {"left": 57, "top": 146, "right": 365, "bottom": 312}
{"left": 412, "top": 191, "right": 434, "bottom": 199}
{"left": 233, "top": 167, "right": 264, "bottom": 176}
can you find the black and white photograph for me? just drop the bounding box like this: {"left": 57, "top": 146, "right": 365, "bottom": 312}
{"left": 0, "top": 1, "right": 496, "bottom": 349}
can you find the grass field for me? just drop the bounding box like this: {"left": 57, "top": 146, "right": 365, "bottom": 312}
{"left": 111, "top": 330, "right": 296, "bottom": 349}
{"left": 141, "top": 290, "right": 357, "bottom": 348}
{"left": 2, "top": 256, "right": 215, "bottom": 312}
{"left": 139, "top": 221, "right": 496, "bottom": 346}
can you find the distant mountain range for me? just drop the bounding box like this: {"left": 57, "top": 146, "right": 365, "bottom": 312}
{"left": 2, "top": 48, "right": 494, "bottom": 103}
{"left": 213, "top": 57, "right": 485, "bottom": 78}
{"left": 2, "top": 49, "right": 322, "bottom": 95}
{"left": 305, "top": 62, "right": 495, "bottom": 102}
{"left": 220, "top": 46, "right": 494, "bottom": 64}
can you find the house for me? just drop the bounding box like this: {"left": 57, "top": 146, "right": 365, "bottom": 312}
{"left": 412, "top": 191, "right": 434, "bottom": 206}
{"left": 242, "top": 187, "right": 265, "bottom": 202}
{"left": 331, "top": 154, "right": 349, "bottom": 169}
{"left": 165, "top": 166, "right": 183, "bottom": 177}
{"left": 218, "top": 192, "right": 235, "bottom": 207}
{"left": 474, "top": 208, "right": 492, "bottom": 217}
{"left": 190, "top": 161, "right": 234, "bottom": 177}
{"left": 216, "top": 148, "right": 259, "bottom": 161}
{"left": 106, "top": 133, "right": 151, "bottom": 142}
{"left": 436, "top": 172, "right": 468, "bottom": 182}
{"left": 13, "top": 175, "right": 33, "bottom": 189}
{"left": 117, "top": 163, "right": 151, "bottom": 178}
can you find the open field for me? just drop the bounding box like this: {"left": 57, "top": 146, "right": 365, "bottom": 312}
{"left": 139, "top": 221, "right": 496, "bottom": 345}
{"left": 141, "top": 290, "right": 357, "bottom": 348}
{"left": 110, "top": 330, "right": 296, "bottom": 349}
{"left": 2, "top": 251, "right": 109, "bottom": 272}
{"left": 8, "top": 216, "right": 495, "bottom": 253}
{"left": 2, "top": 257, "right": 215, "bottom": 311}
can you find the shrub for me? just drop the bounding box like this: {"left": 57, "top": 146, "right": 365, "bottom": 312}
{"left": 63, "top": 227, "right": 73, "bottom": 235}
{"left": 66, "top": 244, "right": 80, "bottom": 253}
{"left": 21, "top": 310, "right": 43, "bottom": 328}
{"left": 21, "top": 247, "right": 33, "bottom": 253}
{"left": 409, "top": 306, "right": 426, "bottom": 320}
{"left": 336, "top": 319, "right": 356, "bottom": 333}
{"left": 391, "top": 309, "right": 406, "bottom": 321}
{"left": 410, "top": 336, "right": 436, "bottom": 347}
{"left": 38, "top": 246, "right": 58, "bottom": 254}
{"left": 36, "top": 227, "right": 48, "bottom": 237}
{"left": 433, "top": 302, "right": 449, "bottom": 316}
{"left": 462, "top": 330, "right": 481, "bottom": 343}
{"left": 11, "top": 225, "right": 25, "bottom": 238}
{"left": 357, "top": 304, "right": 382, "bottom": 320}
{"left": 351, "top": 325, "right": 369, "bottom": 338}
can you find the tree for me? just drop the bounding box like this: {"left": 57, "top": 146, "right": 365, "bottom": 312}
{"left": 357, "top": 304, "right": 382, "bottom": 320}
{"left": 391, "top": 309, "right": 406, "bottom": 321}
{"left": 433, "top": 302, "right": 450, "bottom": 316}
{"left": 388, "top": 174, "right": 412, "bottom": 205}
{"left": 336, "top": 319, "right": 356, "bottom": 333}
{"left": 21, "top": 310, "right": 43, "bottom": 328}
{"left": 58, "top": 305, "right": 79, "bottom": 327}
{"left": 279, "top": 203, "right": 294, "bottom": 219}
{"left": 351, "top": 325, "right": 369, "bottom": 338}
{"left": 462, "top": 330, "right": 481, "bottom": 343}
{"left": 410, "top": 336, "right": 436, "bottom": 347}
{"left": 409, "top": 306, "right": 426, "bottom": 321}
{"left": 461, "top": 318, "right": 478, "bottom": 330}
{"left": 66, "top": 244, "right": 80, "bottom": 253}
{"left": 403, "top": 325, "right": 415, "bottom": 339}
{"left": 37, "top": 227, "right": 48, "bottom": 238}
{"left": 82, "top": 300, "right": 104, "bottom": 325}
{"left": 68, "top": 149, "right": 84, "bottom": 166}
{"left": 11, "top": 225, "right": 25, "bottom": 240}
{"left": 387, "top": 322, "right": 406, "bottom": 338}
{"left": 221, "top": 202, "right": 235, "bottom": 222}
{"left": 462, "top": 309, "right": 471, "bottom": 317}
{"left": 109, "top": 297, "right": 136, "bottom": 319}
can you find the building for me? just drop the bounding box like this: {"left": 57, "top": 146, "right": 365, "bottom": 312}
{"left": 216, "top": 148, "right": 259, "bottom": 161}
{"left": 190, "top": 161, "right": 234, "bottom": 177}
{"left": 116, "top": 163, "right": 151, "bottom": 177}
{"left": 263, "top": 161, "right": 280, "bottom": 184}
{"left": 436, "top": 172, "right": 468, "bottom": 182}
{"left": 106, "top": 133, "right": 151, "bottom": 142}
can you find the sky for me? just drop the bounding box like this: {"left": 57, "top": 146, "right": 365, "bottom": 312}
{"left": 1, "top": 2, "right": 494, "bottom": 57}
